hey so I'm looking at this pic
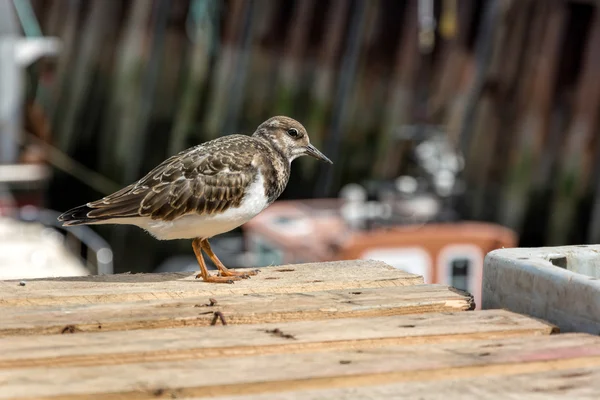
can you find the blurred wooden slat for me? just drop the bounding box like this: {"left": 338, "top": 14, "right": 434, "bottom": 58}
{"left": 548, "top": 12, "right": 600, "bottom": 245}
{"left": 303, "top": 0, "right": 349, "bottom": 179}
{"left": 375, "top": 0, "right": 420, "bottom": 178}
{"left": 203, "top": 0, "right": 250, "bottom": 139}
{"left": 500, "top": 1, "right": 566, "bottom": 230}
{"left": 47, "top": 0, "right": 79, "bottom": 125}
{"left": 55, "top": 0, "right": 118, "bottom": 153}
{"left": 463, "top": 0, "right": 516, "bottom": 219}
{"left": 273, "top": 0, "right": 314, "bottom": 117}
{"left": 1, "top": 333, "right": 597, "bottom": 400}
{"left": 99, "top": 0, "right": 153, "bottom": 178}
{"left": 169, "top": 0, "right": 219, "bottom": 154}
{"left": 0, "top": 284, "right": 473, "bottom": 336}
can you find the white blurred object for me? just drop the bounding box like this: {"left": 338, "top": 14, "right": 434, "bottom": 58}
{"left": 414, "top": 135, "right": 464, "bottom": 197}
{"left": 0, "top": 0, "right": 61, "bottom": 163}
{"left": 340, "top": 183, "right": 368, "bottom": 229}
{"left": 339, "top": 183, "right": 367, "bottom": 203}
{"left": 395, "top": 194, "right": 440, "bottom": 222}
{"left": 0, "top": 217, "right": 88, "bottom": 279}
{"left": 395, "top": 175, "right": 418, "bottom": 195}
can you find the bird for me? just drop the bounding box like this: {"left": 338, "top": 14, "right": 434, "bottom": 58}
{"left": 58, "top": 116, "right": 332, "bottom": 283}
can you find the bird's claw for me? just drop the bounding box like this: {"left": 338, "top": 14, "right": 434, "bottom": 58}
{"left": 216, "top": 271, "right": 250, "bottom": 280}
{"left": 217, "top": 269, "right": 258, "bottom": 279}
{"left": 195, "top": 273, "right": 241, "bottom": 284}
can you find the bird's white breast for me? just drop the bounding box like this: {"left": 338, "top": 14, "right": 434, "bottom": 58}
{"left": 128, "top": 173, "right": 270, "bottom": 240}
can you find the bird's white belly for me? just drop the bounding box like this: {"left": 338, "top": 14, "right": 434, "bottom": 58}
{"left": 145, "top": 175, "right": 269, "bottom": 240}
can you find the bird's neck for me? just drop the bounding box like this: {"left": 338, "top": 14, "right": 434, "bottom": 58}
{"left": 254, "top": 136, "right": 291, "bottom": 203}
{"left": 253, "top": 131, "right": 292, "bottom": 163}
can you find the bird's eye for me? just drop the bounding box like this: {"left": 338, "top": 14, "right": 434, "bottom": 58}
{"left": 287, "top": 128, "right": 299, "bottom": 138}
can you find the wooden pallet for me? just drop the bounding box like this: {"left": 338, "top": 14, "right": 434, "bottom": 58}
{"left": 1, "top": 260, "right": 599, "bottom": 399}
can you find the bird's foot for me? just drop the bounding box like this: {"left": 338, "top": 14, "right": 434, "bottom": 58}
{"left": 218, "top": 268, "right": 260, "bottom": 279}
{"left": 195, "top": 273, "right": 241, "bottom": 284}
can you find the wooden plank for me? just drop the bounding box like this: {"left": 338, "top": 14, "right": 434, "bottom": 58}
{"left": 0, "top": 310, "right": 555, "bottom": 369}
{"left": 0, "top": 261, "right": 423, "bottom": 307}
{"left": 0, "top": 285, "right": 472, "bottom": 336}
{"left": 482, "top": 246, "right": 600, "bottom": 334}
{"left": 1, "top": 333, "right": 598, "bottom": 400}
{"left": 213, "top": 366, "right": 600, "bottom": 399}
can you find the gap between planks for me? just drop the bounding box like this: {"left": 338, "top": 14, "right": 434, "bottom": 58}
{"left": 0, "top": 310, "right": 555, "bottom": 369}
{"left": 0, "top": 285, "right": 474, "bottom": 336}
{"left": 1, "top": 333, "right": 598, "bottom": 400}
{"left": 0, "top": 260, "right": 423, "bottom": 307}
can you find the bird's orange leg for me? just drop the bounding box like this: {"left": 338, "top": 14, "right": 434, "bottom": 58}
{"left": 201, "top": 238, "right": 259, "bottom": 279}
{"left": 192, "top": 238, "right": 241, "bottom": 283}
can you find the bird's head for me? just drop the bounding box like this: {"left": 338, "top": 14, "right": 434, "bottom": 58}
{"left": 253, "top": 116, "right": 333, "bottom": 164}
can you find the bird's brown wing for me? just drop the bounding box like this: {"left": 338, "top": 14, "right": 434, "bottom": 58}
{"left": 60, "top": 136, "right": 259, "bottom": 225}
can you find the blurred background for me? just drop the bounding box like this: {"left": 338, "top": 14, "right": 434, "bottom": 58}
{"left": 1, "top": 0, "right": 598, "bottom": 305}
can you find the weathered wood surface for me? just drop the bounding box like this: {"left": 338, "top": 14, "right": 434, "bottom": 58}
{"left": 1, "top": 333, "right": 598, "bottom": 400}
{"left": 0, "top": 260, "right": 423, "bottom": 306}
{"left": 2, "top": 258, "right": 599, "bottom": 399}
{"left": 0, "top": 310, "right": 554, "bottom": 369}
{"left": 214, "top": 366, "right": 600, "bottom": 400}
{"left": 0, "top": 285, "right": 473, "bottom": 336}
{"left": 482, "top": 246, "right": 600, "bottom": 334}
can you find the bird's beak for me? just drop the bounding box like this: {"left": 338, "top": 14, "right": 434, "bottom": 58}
{"left": 305, "top": 144, "right": 333, "bottom": 164}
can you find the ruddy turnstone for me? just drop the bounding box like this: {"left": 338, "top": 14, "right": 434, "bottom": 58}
{"left": 58, "top": 116, "right": 332, "bottom": 283}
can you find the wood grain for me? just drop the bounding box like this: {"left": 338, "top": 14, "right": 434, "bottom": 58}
{"left": 0, "top": 310, "right": 555, "bottom": 369}
{"left": 213, "top": 366, "right": 600, "bottom": 399}
{"left": 1, "top": 333, "right": 598, "bottom": 400}
{"left": 0, "top": 285, "right": 472, "bottom": 336}
{"left": 0, "top": 261, "right": 423, "bottom": 307}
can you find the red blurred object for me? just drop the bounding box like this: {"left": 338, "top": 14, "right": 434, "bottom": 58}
{"left": 244, "top": 199, "right": 518, "bottom": 309}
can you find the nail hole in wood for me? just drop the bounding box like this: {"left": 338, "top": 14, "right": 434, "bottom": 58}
{"left": 61, "top": 325, "right": 79, "bottom": 334}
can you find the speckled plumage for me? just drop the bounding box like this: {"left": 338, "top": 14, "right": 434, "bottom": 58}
{"left": 60, "top": 135, "right": 285, "bottom": 224}
{"left": 58, "top": 116, "right": 330, "bottom": 237}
